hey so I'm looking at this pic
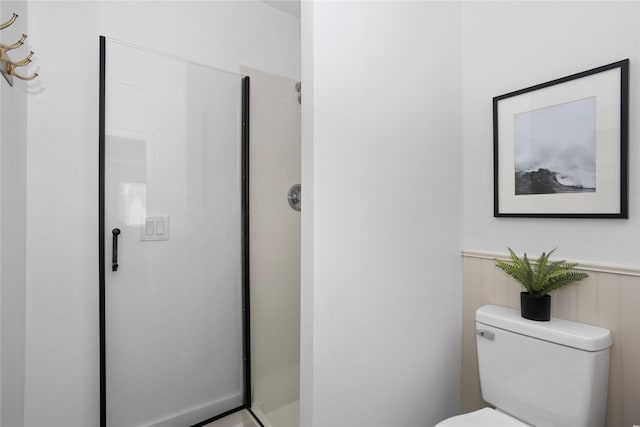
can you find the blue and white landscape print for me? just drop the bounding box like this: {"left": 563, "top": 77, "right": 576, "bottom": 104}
{"left": 514, "top": 97, "right": 596, "bottom": 195}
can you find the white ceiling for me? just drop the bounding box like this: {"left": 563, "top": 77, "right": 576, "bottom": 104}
{"left": 260, "top": 0, "right": 301, "bottom": 18}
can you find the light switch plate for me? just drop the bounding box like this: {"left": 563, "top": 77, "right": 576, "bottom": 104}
{"left": 140, "top": 215, "right": 169, "bottom": 241}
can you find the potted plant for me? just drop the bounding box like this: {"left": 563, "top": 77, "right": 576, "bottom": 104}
{"left": 495, "top": 248, "right": 588, "bottom": 321}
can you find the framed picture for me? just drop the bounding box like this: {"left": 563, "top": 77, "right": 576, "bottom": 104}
{"left": 493, "top": 59, "right": 629, "bottom": 218}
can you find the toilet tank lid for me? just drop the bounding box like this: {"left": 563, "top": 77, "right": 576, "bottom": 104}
{"left": 476, "top": 305, "right": 612, "bottom": 352}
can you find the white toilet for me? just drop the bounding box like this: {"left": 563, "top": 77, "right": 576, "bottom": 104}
{"left": 437, "top": 304, "right": 612, "bottom": 426}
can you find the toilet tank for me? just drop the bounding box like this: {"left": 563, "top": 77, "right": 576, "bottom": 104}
{"left": 475, "top": 305, "right": 612, "bottom": 427}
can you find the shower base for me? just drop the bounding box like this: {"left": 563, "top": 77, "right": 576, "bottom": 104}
{"left": 204, "top": 399, "right": 300, "bottom": 427}
{"left": 203, "top": 410, "right": 261, "bottom": 427}
{"left": 263, "top": 399, "right": 299, "bottom": 427}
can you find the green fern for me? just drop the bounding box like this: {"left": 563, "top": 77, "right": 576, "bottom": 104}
{"left": 495, "top": 248, "right": 588, "bottom": 297}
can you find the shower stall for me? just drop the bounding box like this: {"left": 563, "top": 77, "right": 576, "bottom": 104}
{"left": 99, "top": 37, "right": 251, "bottom": 426}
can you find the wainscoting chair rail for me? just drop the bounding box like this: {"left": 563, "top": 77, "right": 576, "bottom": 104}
{"left": 462, "top": 250, "right": 640, "bottom": 277}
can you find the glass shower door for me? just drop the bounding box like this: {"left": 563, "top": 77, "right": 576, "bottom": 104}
{"left": 99, "top": 37, "right": 248, "bottom": 427}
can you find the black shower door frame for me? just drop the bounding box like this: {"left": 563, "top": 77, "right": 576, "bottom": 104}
{"left": 98, "top": 35, "right": 253, "bottom": 427}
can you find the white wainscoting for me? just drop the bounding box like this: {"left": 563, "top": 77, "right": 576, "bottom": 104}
{"left": 462, "top": 251, "right": 640, "bottom": 427}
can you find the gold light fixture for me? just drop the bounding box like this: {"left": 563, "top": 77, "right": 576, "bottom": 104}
{"left": 0, "top": 13, "right": 38, "bottom": 86}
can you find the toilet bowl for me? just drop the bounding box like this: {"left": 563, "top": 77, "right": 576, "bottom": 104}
{"left": 435, "top": 408, "right": 528, "bottom": 426}
{"left": 436, "top": 305, "right": 612, "bottom": 427}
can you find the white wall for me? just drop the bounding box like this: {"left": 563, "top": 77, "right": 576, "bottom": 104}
{"left": 301, "top": 2, "right": 463, "bottom": 426}
{"left": 462, "top": 1, "right": 640, "bottom": 267}
{"left": 23, "top": 2, "right": 299, "bottom": 426}
{"left": 1, "top": 2, "right": 28, "bottom": 426}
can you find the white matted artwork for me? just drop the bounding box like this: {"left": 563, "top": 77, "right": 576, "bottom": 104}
{"left": 493, "top": 59, "right": 629, "bottom": 218}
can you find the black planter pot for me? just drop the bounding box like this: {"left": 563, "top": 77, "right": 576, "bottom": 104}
{"left": 520, "top": 292, "right": 551, "bottom": 321}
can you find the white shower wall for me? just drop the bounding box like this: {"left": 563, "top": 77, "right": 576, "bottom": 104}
{"left": 241, "top": 65, "right": 301, "bottom": 424}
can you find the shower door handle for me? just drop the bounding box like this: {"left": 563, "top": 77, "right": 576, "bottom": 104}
{"left": 112, "top": 228, "right": 121, "bottom": 271}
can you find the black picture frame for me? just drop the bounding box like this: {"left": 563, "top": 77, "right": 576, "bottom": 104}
{"left": 493, "top": 59, "right": 629, "bottom": 218}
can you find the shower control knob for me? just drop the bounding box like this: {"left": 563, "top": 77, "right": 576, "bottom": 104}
{"left": 287, "top": 184, "right": 301, "bottom": 212}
